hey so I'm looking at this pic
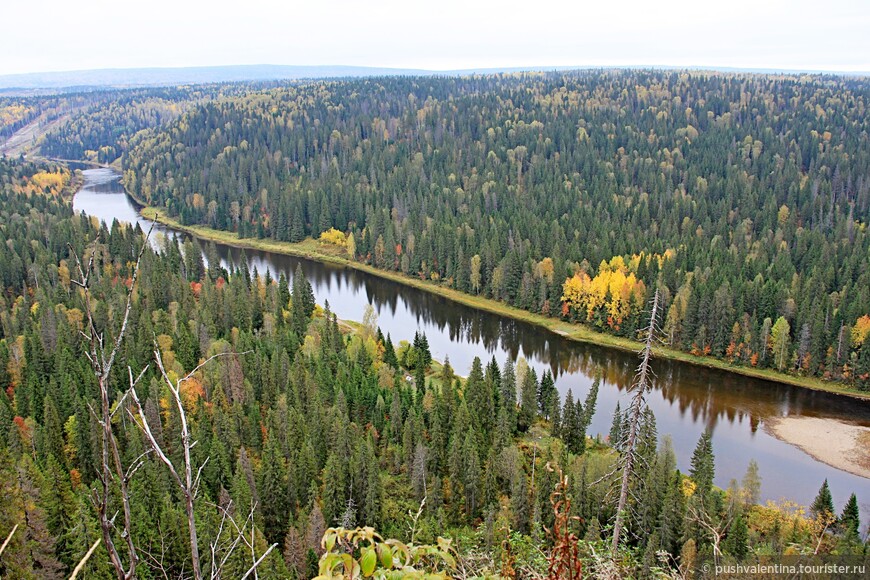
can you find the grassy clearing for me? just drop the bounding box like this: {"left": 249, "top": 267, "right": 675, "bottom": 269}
{"left": 140, "top": 206, "right": 870, "bottom": 401}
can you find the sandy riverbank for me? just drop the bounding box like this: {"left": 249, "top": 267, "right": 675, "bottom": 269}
{"left": 766, "top": 416, "right": 870, "bottom": 479}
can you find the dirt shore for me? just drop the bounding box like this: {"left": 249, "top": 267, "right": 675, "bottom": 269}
{"left": 766, "top": 416, "right": 870, "bottom": 479}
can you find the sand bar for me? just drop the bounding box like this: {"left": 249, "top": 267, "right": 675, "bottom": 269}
{"left": 765, "top": 416, "right": 870, "bottom": 479}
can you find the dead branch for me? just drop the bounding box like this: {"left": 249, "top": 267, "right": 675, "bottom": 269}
{"left": 70, "top": 228, "right": 150, "bottom": 580}
{"left": 128, "top": 345, "right": 250, "bottom": 580}
{"left": 69, "top": 537, "right": 102, "bottom": 580}
{"left": 0, "top": 523, "right": 18, "bottom": 558}
{"left": 611, "top": 289, "right": 659, "bottom": 553}
{"left": 240, "top": 543, "right": 278, "bottom": 580}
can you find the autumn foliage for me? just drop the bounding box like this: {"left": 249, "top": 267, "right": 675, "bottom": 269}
{"left": 561, "top": 255, "right": 654, "bottom": 329}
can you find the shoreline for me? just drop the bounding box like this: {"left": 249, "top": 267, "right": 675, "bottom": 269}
{"left": 765, "top": 416, "right": 870, "bottom": 480}
{"left": 131, "top": 203, "right": 870, "bottom": 403}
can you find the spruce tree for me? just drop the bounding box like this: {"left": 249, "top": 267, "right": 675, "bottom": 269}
{"left": 810, "top": 479, "right": 834, "bottom": 520}
{"left": 462, "top": 431, "right": 481, "bottom": 518}
{"left": 609, "top": 402, "right": 622, "bottom": 449}
{"left": 383, "top": 333, "right": 399, "bottom": 369}
{"left": 465, "top": 357, "right": 493, "bottom": 438}
{"left": 510, "top": 469, "right": 530, "bottom": 534}
{"left": 518, "top": 367, "right": 537, "bottom": 432}
{"left": 689, "top": 430, "right": 715, "bottom": 496}
{"left": 724, "top": 513, "right": 749, "bottom": 559}
{"left": 321, "top": 452, "right": 348, "bottom": 525}
{"left": 259, "top": 436, "right": 290, "bottom": 544}
{"left": 839, "top": 493, "right": 860, "bottom": 540}
{"left": 561, "top": 390, "right": 578, "bottom": 452}
{"left": 537, "top": 370, "right": 556, "bottom": 416}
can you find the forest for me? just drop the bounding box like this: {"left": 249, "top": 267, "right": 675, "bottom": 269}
{"left": 105, "top": 70, "right": 870, "bottom": 390}
{"left": 0, "top": 82, "right": 267, "bottom": 161}
{"left": 0, "top": 154, "right": 867, "bottom": 577}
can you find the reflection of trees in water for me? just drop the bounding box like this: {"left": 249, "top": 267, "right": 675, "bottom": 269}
{"left": 212, "top": 241, "right": 870, "bottom": 431}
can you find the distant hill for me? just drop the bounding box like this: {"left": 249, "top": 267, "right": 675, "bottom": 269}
{"left": 1, "top": 64, "right": 866, "bottom": 91}
{"left": 0, "top": 64, "right": 439, "bottom": 90}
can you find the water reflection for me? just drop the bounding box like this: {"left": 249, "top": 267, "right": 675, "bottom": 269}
{"left": 73, "top": 168, "right": 870, "bottom": 519}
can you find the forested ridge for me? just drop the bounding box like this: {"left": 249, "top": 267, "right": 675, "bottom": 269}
{"left": 117, "top": 70, "right": 870, "bottom": 389}
{"left": 0, "top": 83, "right": 265, "bottom": 162}
{"left": 0, "top": 157, "right": 866, "bottom": 577}
{"left": 36, "top": 85, "right": 266, "bottom": 163}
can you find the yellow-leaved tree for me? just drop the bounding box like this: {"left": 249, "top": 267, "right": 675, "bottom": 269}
{"left": 560, "top": 254, "right": 654, "bottom": 329}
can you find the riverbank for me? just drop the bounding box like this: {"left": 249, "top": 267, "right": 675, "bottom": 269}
{"left": 765, "top": 417, "right": 870, "bottom": 479}
{"left": 138, "top": 204, "right": 870, "bottom": 401}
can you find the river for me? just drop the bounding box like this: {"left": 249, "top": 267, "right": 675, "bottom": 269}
{"left": 73, "top": 167, "right": 870, "bottom": 520}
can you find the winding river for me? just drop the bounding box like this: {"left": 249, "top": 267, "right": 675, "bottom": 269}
{"left": 73, "top": 167, "right": 870, "bottom": 519}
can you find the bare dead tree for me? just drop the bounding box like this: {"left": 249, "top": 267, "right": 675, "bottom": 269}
{"left": 685, "top": 497, "right": 738, "bottom": 569}
{"left": 70, "top": 230, "right": 150, "bottom": 580}
{"left": 128, "top": 346, "right": 255, "bottom": 580}
{"left": 611, "top": 289, "right": 660, "bottom": 553}
{"left": 204, "top": 499, "right": 277, "bottom": 580}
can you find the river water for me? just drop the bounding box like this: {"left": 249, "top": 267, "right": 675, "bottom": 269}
{"left": 73, "top": 167, "right": 870, "bottom": 519}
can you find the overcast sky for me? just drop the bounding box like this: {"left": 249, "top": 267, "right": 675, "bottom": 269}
{"left": 2, "top": 0, "right": 868, "bottom": 75}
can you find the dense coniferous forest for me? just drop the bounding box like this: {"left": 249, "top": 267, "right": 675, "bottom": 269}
{"left": 36, "top": 85, "right": 264, "bottom": 163}
{"left": 114, "top": 71, "right": 870, "bottom": 389}
{"left": 0, "top": 156, "right": 867, "bottom": 578}
{"left": 0, "top": 83, "right": 266, "bottom": 161}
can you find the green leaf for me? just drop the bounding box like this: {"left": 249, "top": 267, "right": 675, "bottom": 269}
{"left": 378, "top": 544, "right": 393, "bottom": 569}
{"left": 360, "top": 547, "right": 377, "bottom": 577}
